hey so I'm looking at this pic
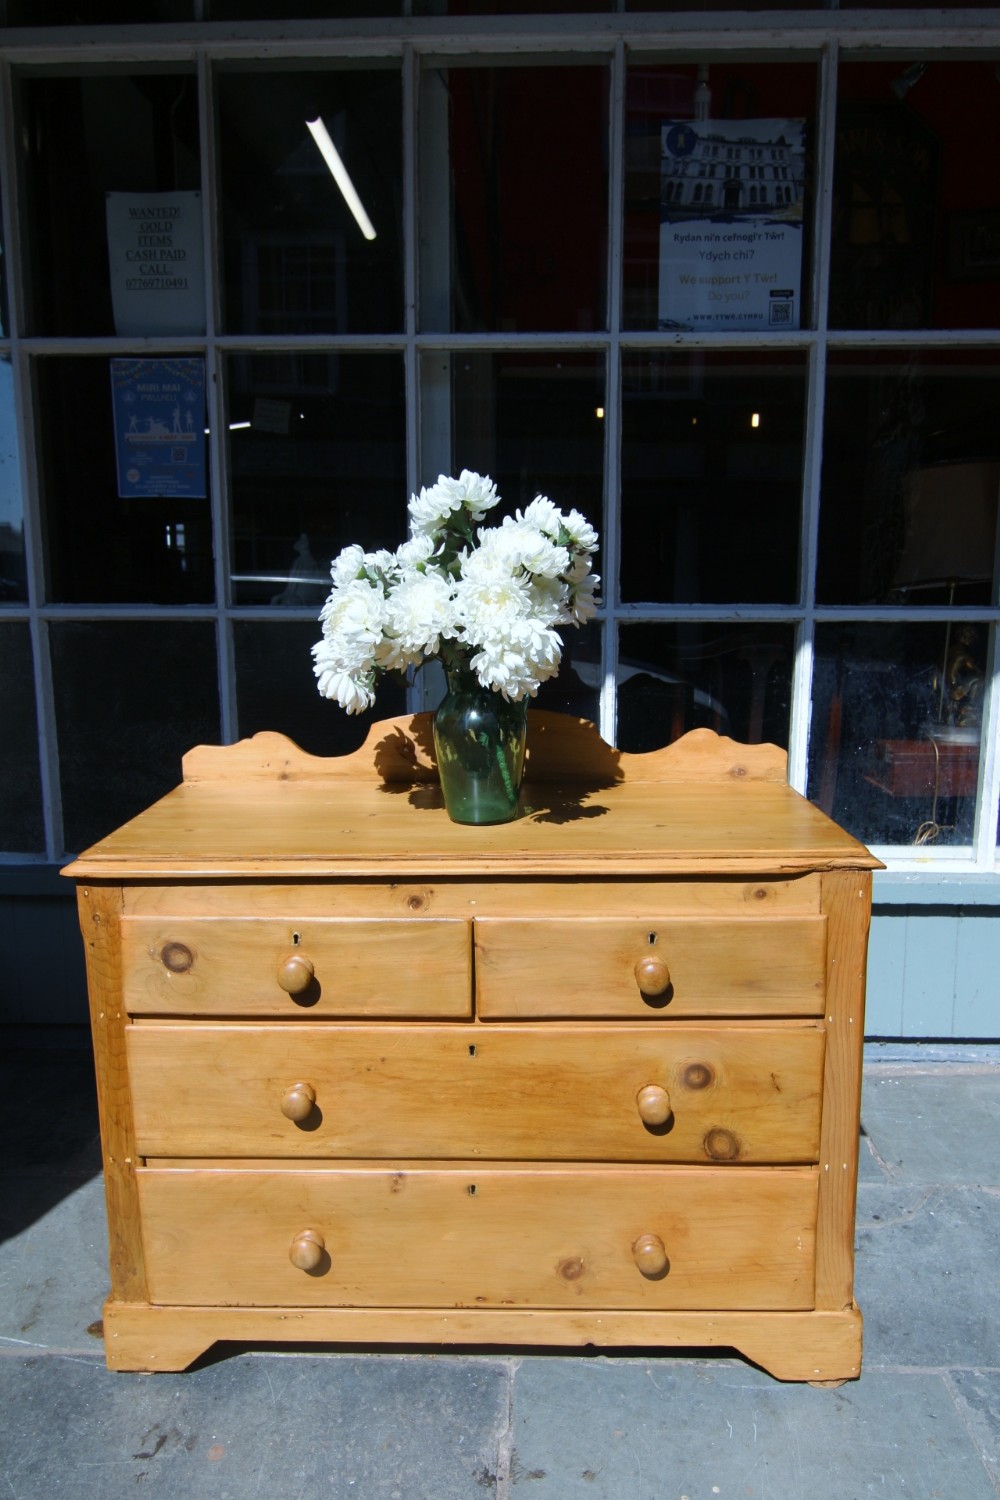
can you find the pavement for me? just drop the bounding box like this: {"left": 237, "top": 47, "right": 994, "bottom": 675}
{"left": 0, "top": 1033, "right": 997, "bottom": 1500}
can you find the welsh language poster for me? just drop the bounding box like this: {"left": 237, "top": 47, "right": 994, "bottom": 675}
{"left": 110, "top": 358, "right": 206, "bottom": 499}
{"left": 659, "top": 119, "right": 806, "bottom": 331}
{"left": 105, "top": 190, "right": 205, "bottom": 337}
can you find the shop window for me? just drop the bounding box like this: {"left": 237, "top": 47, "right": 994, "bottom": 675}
{"left": 620, "top": 351, "right": 805, "bottom": 605}
{"left": 809, "top": 622, "right": 989, "bottom": 849}
{"left": 35, "top": 355, "right": 214, "bottom": 606}
{"left": 234, "top": 619, "right": 406, "bottom": 756}
{"left": 226, "top": 351, "right": 406, "bottom": 607}
{"left": 50, "top": 620, "right": 220, "bottom": 853}
{"left": 18, "top": 71, "right": 201, "bottom": 338}
{"left": 216, "top": 66, "right": 403, "bottom": 335}
{"left": 0, "top": 624, "right": 44, "bottom": 852}
{"left": 421, "top": 64, "right": 609, "bottom": 333}
{"left": 0, "top": 357, "right": 25, "bottom": 603}
{"left": 623, "top": 61, "right": 817, "bottom": 332}
{"left": 831, "top": 60, "right": 1000, "bottom": 331}
{"left": 618, "top": 623, "right": 794, "bottom": 753}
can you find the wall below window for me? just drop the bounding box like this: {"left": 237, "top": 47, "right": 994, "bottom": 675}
{"left": 1, "top": 880, "right": 997, "bottom": 1040}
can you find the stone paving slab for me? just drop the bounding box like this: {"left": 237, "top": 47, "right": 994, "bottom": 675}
{"left": 506, "top": 1357, "right": 999, "bottom": 1499}
{"left": 0, "top": 1352, "right": 511, "bottom": 1500}
{"left": 861, "top": 1070, "right": 1000, "bottom": 1187}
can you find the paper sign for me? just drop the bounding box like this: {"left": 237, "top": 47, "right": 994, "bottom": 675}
{"left": 110, "top": 358, "right": 206, "bottom": 499}
{"left": 659, "top": 119, "right": 806, "bottom": 331}
{"left": 105, "top": 191, "right": 205, "bottom": 337}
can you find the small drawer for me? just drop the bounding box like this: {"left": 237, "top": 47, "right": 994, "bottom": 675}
{"left": 127, "top": 1022, "right": 826, "bottom": 1163}
{"left": 475, "top": 916, "right": 826, "bottom": 1019}
{"left": 137, "top": 1165, "right": 818, "bottom": 1311}
{"left": 121, "top": 917, "right": 471, "bottom": 1017}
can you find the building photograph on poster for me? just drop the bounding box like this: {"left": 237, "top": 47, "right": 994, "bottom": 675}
{"left": 659, "top": 118, "right": 806, "bottom": 331}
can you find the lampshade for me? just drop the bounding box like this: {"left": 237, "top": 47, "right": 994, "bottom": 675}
{"left": 893, "top": 459, "right": 1000, "bottom": 589}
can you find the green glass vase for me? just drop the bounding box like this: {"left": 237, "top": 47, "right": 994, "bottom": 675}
{"left": 433, "top": 665, "right": 528, "bottom": 825}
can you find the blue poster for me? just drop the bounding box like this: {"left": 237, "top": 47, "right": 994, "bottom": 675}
{"left": 110, "top": 357, "right": 206, "bottom": 499}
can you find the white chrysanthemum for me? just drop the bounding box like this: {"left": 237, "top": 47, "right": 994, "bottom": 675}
{"left": 408, "top": 469, "right": 499, "bottom": 536}
{"left": 561, "top": 507, "right": 599, "bottom": 554}
{"left": 521, "top": 494, "right": 563, "bottom": 537}
{"left": 454, "top": 571, "right": 535, "bottom": 644}
{"left": 470, "top": 618, "right": 563, "bottom": 700}
{"left": 525, "top": 574, "right": 566, "bottom": 627}
{"left": 329, "top": 543, "right": 367, "bottom": 589}
{"left": 379, "top": 570, "right": 457, "bottom": 669}
{"left": 396, "top": 533, "right": 436, "bottom": 568}
{"left": 498, "top": 516, "right": 570, "bottom": 579}
{"left": 567, "top": 570, "right": 600, "bottom": 624}
{"left": 311, "top": 640, "right": 376, "bottom": 714}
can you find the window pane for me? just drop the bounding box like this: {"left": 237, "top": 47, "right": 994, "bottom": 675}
{"left": 19, "top": 71, "right": 200, "bottom": 337}
{"left": 36, "top": 356, "right": 214, "bottom": 605}
{"left": 617, "top": 623, "right": 793, "bottom": 752}
{"left": 809, "top": 622, "right": 986, "bottom": 848}
{"left": 227, "top": 352, "right": 406, "bottom": 607}
{"left": 217, "top": 66, "right": 402, "bottom": 335}
{"left": 534, "top": 619, "right": 602, "bottom": 724}
{"left": 620, "top": 351, "right": 805, "bottom": 604}
{"left": 234, "top": 619, "right": 406, "bottom": 759}
{"left": 0, "top": 624, "right": 43, "bottom": 852}
{"left": 818, "top": 349, "right": 999, "bottom": 607}
{"left": 624, "top": 61, "right": 816, "bottom": 332}
{"left": 421, "top": 64, "right": 608, "bottom": 333}
{"left": 423, "top": 350, "right": 605, "bottom": 552}
{"left": 832, "top": 60, "right": 1000, "bottom": 331}
{"left": 51, "top": 621, "right": 220, "bottom": 853}
{"left": 0, "top": 357, "right": 27, "bottom": 603}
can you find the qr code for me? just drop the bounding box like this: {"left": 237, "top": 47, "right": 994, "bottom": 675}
{"left": 768, "top": 299, "right": 794, "bottom": 326}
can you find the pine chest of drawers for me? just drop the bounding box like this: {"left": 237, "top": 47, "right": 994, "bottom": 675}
{"left": 63, "top": 713, "right": 878, "bottom": 1380}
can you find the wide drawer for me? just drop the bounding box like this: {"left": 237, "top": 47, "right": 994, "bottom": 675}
{"left": 137, "top": 1165, "right": 818, "bottom": 1310}
{"left": 120, "top": 917, "right": 471, "bottom": 1017}
{"left": 127, "top": 1022, "right": 826, "bottom": 1163}
{"left": 474, "top": 916, "right": 827, "bottom": 1018}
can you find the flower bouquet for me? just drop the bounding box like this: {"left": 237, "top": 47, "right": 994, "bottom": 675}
{"left": 312, "top": 470, "right": 600, "bottom": 822}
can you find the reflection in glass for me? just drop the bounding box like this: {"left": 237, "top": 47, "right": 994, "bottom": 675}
{"left": 227, "top": 353, "right": 405, "bottom": 607}
{"left": 51, "top": 621, "right": 220, "bottom": 853}
{"left": 421, "top": 64, "right": 608, "bottom": 333}
{"left": 617, "top": 623, "right": 793, "bottom": 753}
{"left": 0, "top": 625, "right": 44, "bottom": 852}
{"left": 831, "top": 61, "right": 1000, "bottom": 331}
{"left": 623, "top": 61, "right": 817, "bottom": 331}
{"left": 217, "top": 67, "right": 402, "bottom": 335}
{"left": 809, "top": 623, "right": 986, "bottom": 848}
{"left": 234, "top": 620, "right": 406, "bottom": 758}
{"left": 620, "top": 351, "right": 805, "bottom": 603}
{"left": 36, "top": 357, "right": 214, "bottom": 604}
{"left": 818, "top": 350, "right": 1000, "bottom": 606}
{"left": 427, "top": 350, "right": 605, "bottom": 552}
{"left": 0, "top": 358, "right": 26, "bottom": 602}
{"left": 19, "top": 72, "right": 200, "bottom": 337}
{"left": 534, "top": 620, "right": 602, "bottom": 725}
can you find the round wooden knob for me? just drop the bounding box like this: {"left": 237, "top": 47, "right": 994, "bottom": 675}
{"left": 289, "top": 1228, "right": 325, "bottom": 1271}
{"left": 632, "top": 1232, "right": 669, "bottom": 1278}
{"left": 277, "top": 953, "right": 315, "bottom": 995}
{"left": 636, "top": 1084, "right": 672, "bottom": 1127}
{"left": 280, "top": 1081, "right": 316, "bottom": 1122}
{"left": 634, "top": 954, "right": 671, "bottom": 997}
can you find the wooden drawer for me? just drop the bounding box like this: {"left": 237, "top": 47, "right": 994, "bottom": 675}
{"left": 120, "top": 917, "right": 471, "bottom": 1017}
{"left": 127, "top": 1022, "right": 826, "bottom": 1163}
{"left": 475, "top": 916, "right": 827, "bottom": 1018}
{"left": 137, "top": 1165, "right": 818, "bottom": 1310}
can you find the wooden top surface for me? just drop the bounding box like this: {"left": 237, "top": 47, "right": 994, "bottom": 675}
{"left": 63, "top": 714, "right": 879, "bottom": 880}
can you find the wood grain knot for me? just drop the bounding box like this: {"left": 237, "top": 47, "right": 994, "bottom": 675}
{"left": 160, "top": 941, "right": 194, "bottom": 973}
{"left": 729, "top": 764, "right": 748, "bottom": 778}
{"left": 703, "top": 1127, "right": 742, "bottom": 1161}
{"left": 557, "top": 1257, "right": 585, "bottom": 1282}
{"left": 682, "top": 1062, "right": 714, "bottom": 1091}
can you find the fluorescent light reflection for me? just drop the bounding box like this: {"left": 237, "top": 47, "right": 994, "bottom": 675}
{"left": 306, "top": 117, "right": 377, "bottom": 241}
